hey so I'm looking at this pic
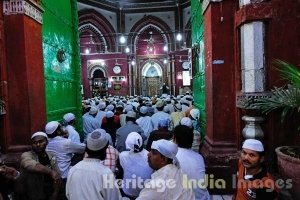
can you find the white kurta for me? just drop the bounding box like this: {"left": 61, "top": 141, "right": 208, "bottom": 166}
{"left": 176, "top": 148, "right": 210, "bottom": 200}
{"left": 46, "top": 136, "right": 86, "bottom": 179}
{"left": 66, "top": 158, "right": 122, "bottom": 200}
{"left": 82, "top": 113, "right": 101, "bottom": 141}
{"left": 119, "top": 149, "right": 153, "bottom": 197}
{"left": 136, "top": 164, "right": 195, "bottom": 200}
{"left": 151, "top": 111, "right": 171, "bottom": 130}
{"left": 65, "top": 125, "right": 81, "bottom": 144}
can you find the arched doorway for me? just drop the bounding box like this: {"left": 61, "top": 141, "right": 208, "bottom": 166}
{"left": 141, "top": 60, "right": 163, "bottom": 96}
{"left": 88, "top": 64, "right": 108, "bottom": 97}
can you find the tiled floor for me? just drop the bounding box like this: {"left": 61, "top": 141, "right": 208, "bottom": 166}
{"left": 211, "top": 195, "right": 233, "bottom": 200}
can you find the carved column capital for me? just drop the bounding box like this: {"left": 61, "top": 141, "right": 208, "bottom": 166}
{"left": 3, "top": 0, "right": 44, "bottom": 24}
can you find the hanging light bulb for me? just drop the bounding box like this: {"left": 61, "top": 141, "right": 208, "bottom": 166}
{"left": 131, "top": 60, "right": 136, "bottom": 66}
{"left": 119, "top": 35, "right": 126, "bottom": 44}
{"left": 176, "top": 33, "right": 182, "bottom": 41}
{"left": 85, "top": 48, "right": 90, "bottom": 54}
{"left": 125, "top": 46, "right": 130, "bottom": 53}
{"left": 163, "top": 45, "right": 168, "bottom": 52}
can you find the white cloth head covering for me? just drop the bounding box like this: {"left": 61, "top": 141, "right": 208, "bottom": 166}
{"left": 190, "top": 108, "right": 200, "bottom": 120}
{"left": 163, "top": 106, "right": 170, "bottom": 113}
{"left": 139, "top": 106, "right": 148, "bottom": 114}
{"left": 106, "top": 111, "right": 114, "bottom": 118}
{"left": 180, "top": 117, "right": 192, "bottom": 128}
{"left": 63, "top": 113, "right": 75, "bottom": 123}
{"left": 125, "top": 104, "right": 133, "bottom": 112}
{"left": 126, "top": 111, "right": 136, "bottom": 118}
{"left": 87, "top": 129, "right": 109, "bottom": 151}
{"left": 151, "top": 139, "right": 180, "bottom": 167}
{"left": 99, "top": 102, "right": 106, "bottom": 110}
{"left": 125, "top": 132, "right": 143, "bottom": 151}
{"left": 45, "top": 121, "right": 60, "bottom": 135}
{"left": 106, "top": 104, "right": 114, "bottom": 111}
{"left": 242, "top": 139, "right": 264, "bottom": 152}
{"left": 89, "top": 106, "right": 98, "bottom": 115}
{"left": 31, "top": 131, "right": 48, "bottom": 140}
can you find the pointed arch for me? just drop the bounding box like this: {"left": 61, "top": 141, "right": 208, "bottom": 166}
{"left": 88, "top": 64, "right": 107, "bottom": 78}
{"left": 79, "top": 23, "right": 107, "bottom": 53}
{"left": 141, "top": 60, "right": 163, "bottom": 77}
{"left": 128, "top": 15, "right": 174, "bottom": 52}
{"left": 79, "top": 9, "right": 116, "bottom": 52}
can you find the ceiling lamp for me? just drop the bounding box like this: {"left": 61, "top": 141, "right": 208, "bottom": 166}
{"left": 119, "top": 35, "right": 126, "bottom": 44}
{"left": 176, "top": 33, "right": 182, "bottom": 41}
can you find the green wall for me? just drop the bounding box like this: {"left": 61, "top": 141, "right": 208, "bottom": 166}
{"left": 191, "top": 0, "right": 206, "bottom": 139}
{"left": 42, "top": 0, "right": 83, "bottom": 134}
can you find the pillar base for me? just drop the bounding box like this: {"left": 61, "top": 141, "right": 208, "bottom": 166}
{"left": 201, "top": 137, "right": 239, "bottom": 194}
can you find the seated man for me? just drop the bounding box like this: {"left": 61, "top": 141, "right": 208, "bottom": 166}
{"left": 15, "top": 132, "right": 61, "bottom": 200}
{"left": 66, "top": 129, "right": 122, "bottom": 200}
{"left": 63, "top": 113, "right": 81, "bottom": 144}
{"left": 146, "top": 119, "right": 173, "bottom": 151}
{"left": 118, "top": 132, "right": 153, "bottom": 198}
{"left": 174, "top": 125, "right": 210, "bottom": 200}
{"left": 234, "top": 139, "right": 278, "bottom": 199}
{"left": 45, "top": 121, "right": 86, "bottom": 179}
{"left": 136, "top": 139, "right": 195, "bottom": 200}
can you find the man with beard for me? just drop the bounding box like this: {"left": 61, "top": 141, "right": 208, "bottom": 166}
{"left": 15, "top": 132, "right": 61, "bottom": 200}
{"left": 234, "top": 139, "right": 278, "bottom": 200}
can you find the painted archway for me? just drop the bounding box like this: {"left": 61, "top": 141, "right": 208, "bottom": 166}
{"left": 88, "top": 64, "right": 107, "bottom": 78}
{"left": 87, "top": 63, "right": 108, "bottom": 97}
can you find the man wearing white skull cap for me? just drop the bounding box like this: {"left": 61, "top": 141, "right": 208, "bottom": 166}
{"left": 234, "top": 139, "right": 278, "bottom": 200}
{"left": 63, "top": 113, "right": 81, "bottom": 144}
{"left": 136, "top": 139, "right": 195, "bottom": 200}
{"left": 82, "top": 106, "right": 101, "bottom": 142}
{"left": 16, "top": 132, "right": 61, "bottom": 199}
{"left": 66, "top": 130, "right": 122, "bottom": 200}
{"left": 45, "top": 121, "right": 86, "bottom": 179}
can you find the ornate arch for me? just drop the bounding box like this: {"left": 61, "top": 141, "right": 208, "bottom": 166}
{"left": 141, "top": 60, "right": 163, "bottom": 77}
{"left": 79, "top": 23, "right": 107, "bottom": 53}
{"left": 88, "top": 64, "right": 107, "bottom": 78}
{"left": 128, "top": 15, "right": 173, "bottom": 52}
{"left": 79, "top": 9, "right": 116, "bottom": 52}
{"left": 133, "top": 24, "right": 168, "bottom": 54}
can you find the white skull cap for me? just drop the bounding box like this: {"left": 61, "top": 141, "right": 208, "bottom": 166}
{"left": 242, "top": 139, "right": 264, "bottom": 152}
